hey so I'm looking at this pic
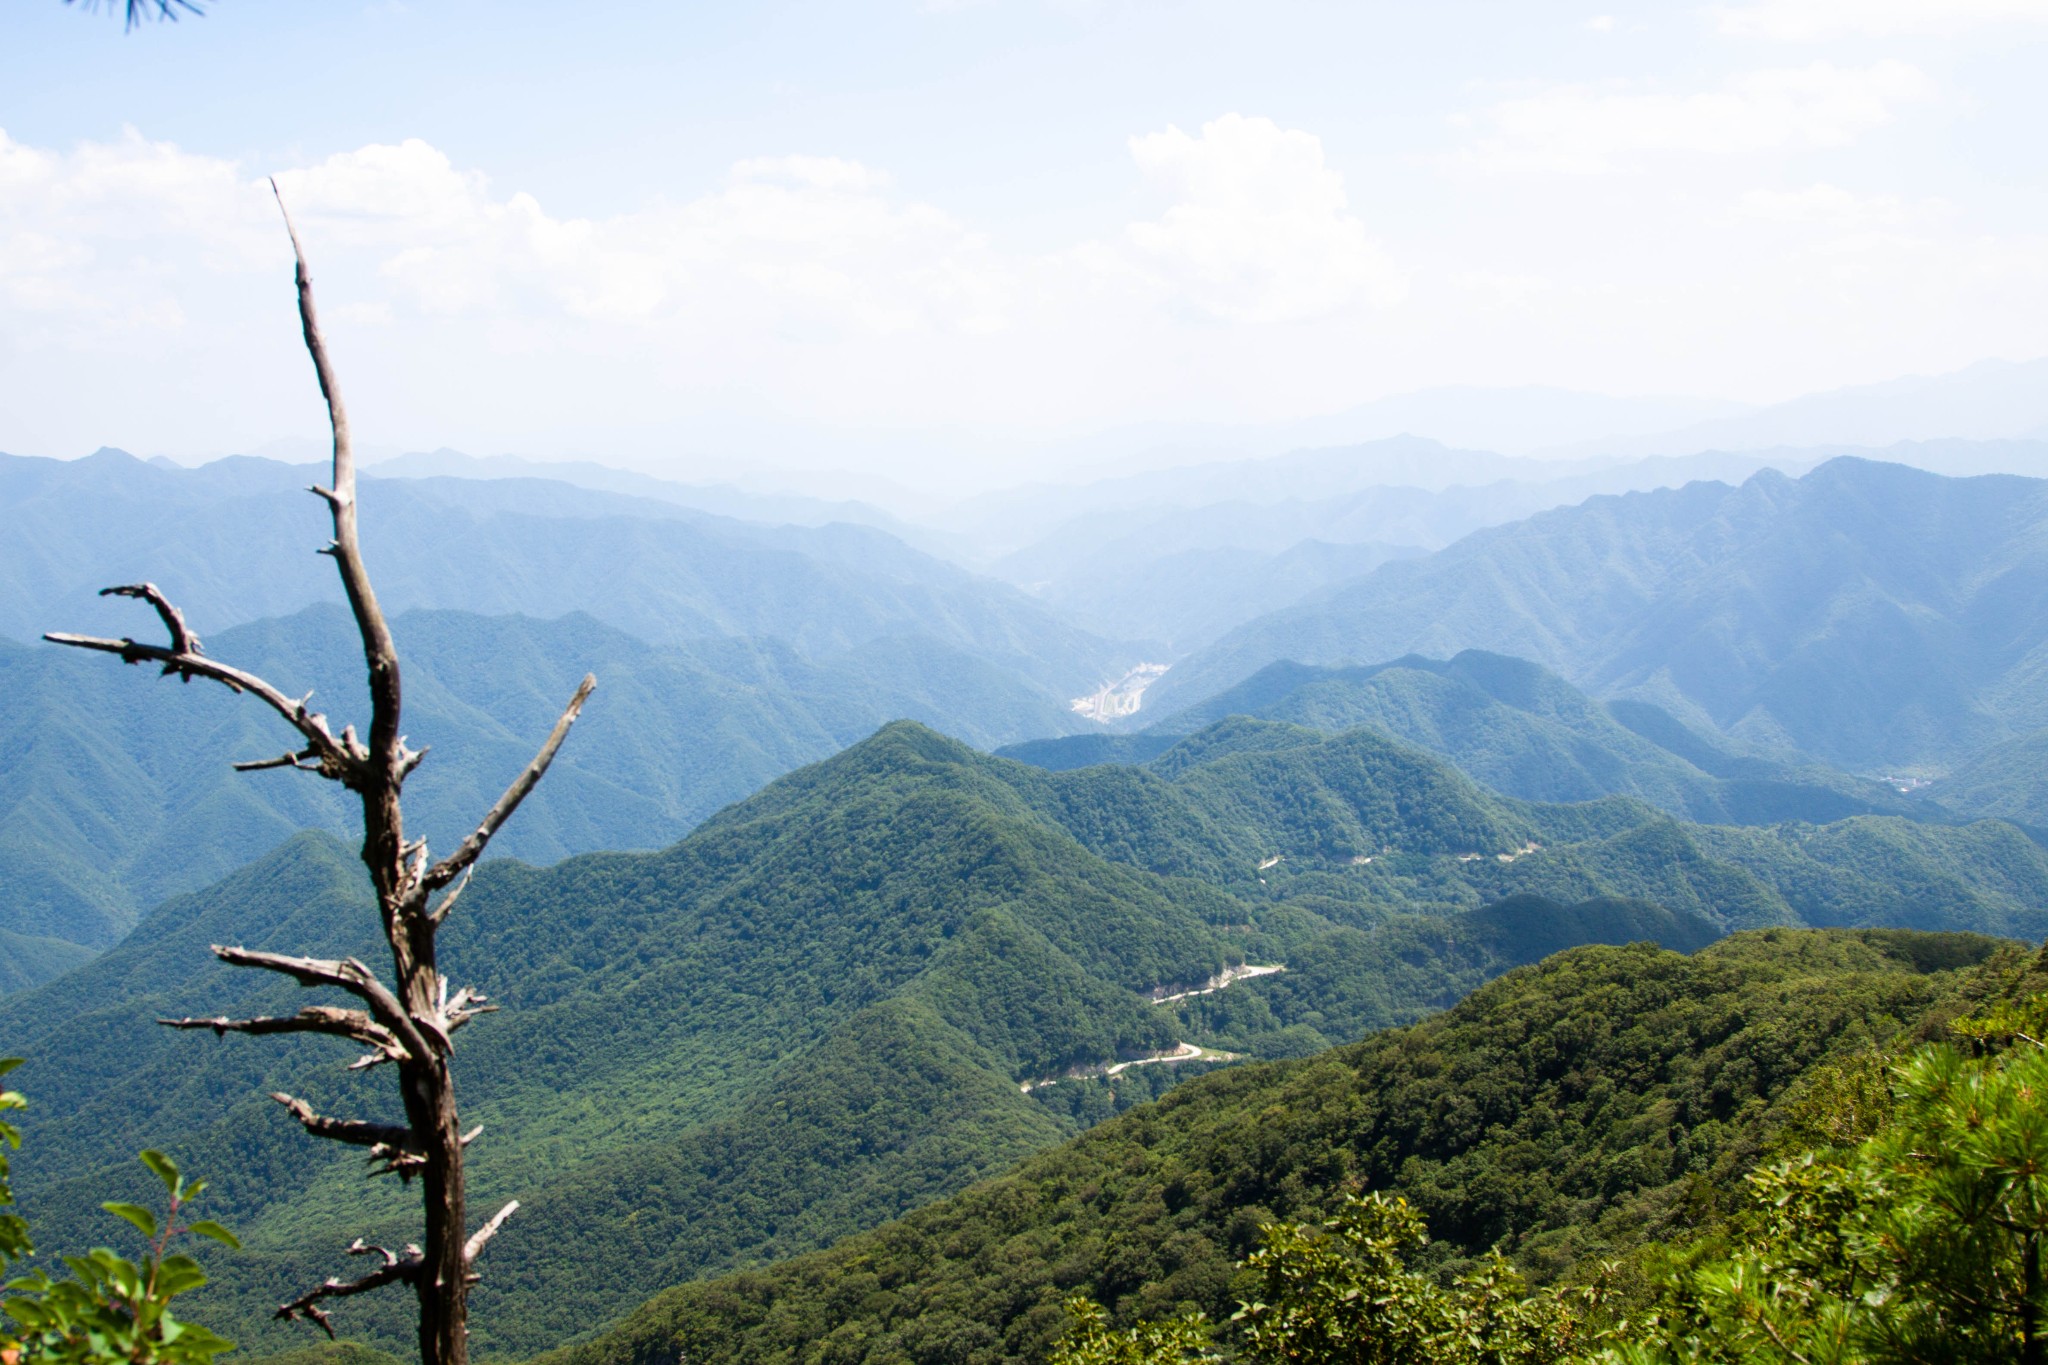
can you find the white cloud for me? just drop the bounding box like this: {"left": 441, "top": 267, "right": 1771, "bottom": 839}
{"left": 3, "top": 118, "right": 2042, "bottom": 479}
{"left": 0, "top": 126, "right": 274, "bottom": 331}
{"left": 0, "top": 119, "right": 1413, "bottom": 462}
{"left": 1735, "top": 182, "right": 1913, "bottom": 226}
{"left": 1453, "top": 61, "right": 1934, "bottom": 175}
{"left": 1114, "top": 113, "right": 1404, "bottom": 323}
{"left": 1585, "top": 14, "right": 1616, "bottom": 31}
{"left": 730, "top": 155, "right": 894, "bottom": 193}
{"left": 1712, "top": 0, "right": 2048, "bottom": 40}
{"left": 1450, "top": 270, "right": 1557, "bottom": 309}
{"left": 260, "top": 137, "right": 1006, "bottom": 332}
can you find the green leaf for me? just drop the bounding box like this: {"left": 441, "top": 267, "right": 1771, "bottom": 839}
{"left": 185, "top": 1220, "right": 240, "bottom": 1250}
{"left": 102, "top": 1201, "right": 159, "bottom": 1239}
{"left": 155, "top": 1254, "right": 208, "bottom": 1298}
{"left": 139, "top": 1148, "right": 182, "bottom": 1197}
{"left": 0, "top": 1059, "right": 22, "bottom": 1079}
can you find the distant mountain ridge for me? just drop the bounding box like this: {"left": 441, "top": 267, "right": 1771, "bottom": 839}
{"left": 362, "top": 448, "right": 933, "bottom": 546}
{"left": 0, "top": 447, "right": 1137, "bottom": 695}
{"left": 1144, "top": 458, "right": 2048, "bottom": 772}
{"left": 1544, "top": 357, "right": 2048, "bottom": 460}
{"left": 0, "top": 604, "right": 1095, "bottom": 976}
{"left": 970, "top": 439, "right": 2048, "bottom": 652}
{"left": 1005, "top": 650, "right": 1924, "bottom": 826}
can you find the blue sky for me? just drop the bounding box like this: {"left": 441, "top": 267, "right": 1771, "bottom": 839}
{"left": 4, "top": 0, "right": 2045, "bottom": 487}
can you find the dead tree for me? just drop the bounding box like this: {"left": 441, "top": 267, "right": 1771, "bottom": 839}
{"left": 44, "top": 184, "right": 594, "bottom": 1365}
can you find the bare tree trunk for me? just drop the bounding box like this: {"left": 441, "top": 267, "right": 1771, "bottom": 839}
{"left": 45, "top": 183, "right": 592, "bottom": 1365}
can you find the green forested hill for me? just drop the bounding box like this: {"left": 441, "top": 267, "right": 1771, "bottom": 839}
{"left": 9, "top": 716, "right": 2047, "bottom": 1357}
{"left": 535, "top": 928, "right": 2013, "bottom": 1365}
{"left": 0, "top": 604, "right": 1091, "bottom": 975}
{"left": 1065, "top": 651, "right": 1921, "bottom": 826}
{"left": 0, "top": 445, "right": 1152, "bottom": 975}
{"left": 1141, "top": 459, "right": 2048, "bottom": 772}
{"left": 0, "top": 722, "right": 1708, "bottom": 1357}
{"left": 0, "top": 929, "right": 92, "bottom": 995}
{"left": 998, "top": 716, "right": 2048, "bottom": 944}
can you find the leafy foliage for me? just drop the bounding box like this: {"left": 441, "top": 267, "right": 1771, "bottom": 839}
{"left": 1052, "top": 1298, "right": 1217, "bottom": 1365}
{"left": 0, "top": 1061, "right": 28, "bottom": 1273}
{"left": 11, "top": 708, "right": 2042, "bottom": 1356}
{"left": 538, "top": 930, "right": 1998, "bottom": 1365}
{"left": 1619, "top": 1032, "right": 2048, "bottom": 1364}
{"left": 1228, "top": 1194, "right": 1600, "bottom": 1365}
{"left": 0, "top": 1071, "right": 234, "bottom": 1365}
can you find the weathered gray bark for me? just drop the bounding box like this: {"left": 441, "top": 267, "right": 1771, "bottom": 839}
{"left": 45, "top": 183, "right": 593, "bottom": 1365}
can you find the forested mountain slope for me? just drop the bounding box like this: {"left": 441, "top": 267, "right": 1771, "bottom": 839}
{"left": 0, "top": 606, "right": 1084, "bottom": 974}
{"left": 1923, "top": 724, "right": 2048, "bottom": 829}
{"left": 1142, "top": 459, "right": 2048, "bottom": 771}
{"left": 537, "top": 928, "right": 2015, "bottom": 1365}
{"left": 0, "top": 722, "right": 1708, "bottom": 1357}
{"left": 1007, "top": 650, "right": 1920, "bottom": 825}
{"left": 10, "top": 718, "right": 2047, "bottom": 1356}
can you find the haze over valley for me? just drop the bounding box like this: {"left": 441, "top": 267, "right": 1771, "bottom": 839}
{"left": 7, "top": 4, "right": 2048, "bottom": 1364}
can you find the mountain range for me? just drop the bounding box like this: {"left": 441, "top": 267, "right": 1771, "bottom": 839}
{"left": 0, "top": 448, "right": 1135, "bottom": 694}
{"left": 1142, "top": 458, "right": 2048, "bottom": 775}
{"left": 15, "top": 452, "right": 2048, "bottom": 997}
{"left": 10, "top": 399, "right": 2048, "bottom": 1365}
{"left": 7, "top": 715, "right": 2047, "bottom": 1356}
{"left": 1004, "top": 649, "right": 1926, "bottom": 827}
{"left": 964, "top": 439, "right": 2048, "bottom": 652}
{"left": 0, "top": 605, "right": 1098, "bottom": 972}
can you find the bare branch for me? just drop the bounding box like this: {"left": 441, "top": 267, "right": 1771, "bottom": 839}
{"left": 70, "top": 190, "right": 597, "bottom": 1365}
{"left": 273, "top": 180, "right": 405, "bottom": 781}
{"left": 270, "top": 1092, "right": 414, "bottom": 1150}
{"left": 101, "top": 583, "right": 200, "bottom": 662}
{"left": 442, "top": 984, "right": 496, "bottom": 1029}
{"left": 464, "top": 1201, "right": 518, "bottom": 1264}
{"left": 423, "top": 673, "right": 597, "bottom": 900}
{"left": 233, "top": 746, "right": 322, "bottom": 773}
{"left": 211, "top": 947, "right": 433, "bottom": 1061}
{"left": 426, "top": 865, "right": 475, "bottom": 924}
{"left": 276, "top": 1239, "right": 423, "bottom": 1337}
{"left": 43, "top": 615, "right": 361, "bottom": 780}
{"left": 158, "top": 1005, "right": 409, "bottom": 1064}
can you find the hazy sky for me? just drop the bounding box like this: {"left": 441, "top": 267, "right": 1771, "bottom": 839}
{"left": 3, "top": 0, "right": 2045, "bottom": 486}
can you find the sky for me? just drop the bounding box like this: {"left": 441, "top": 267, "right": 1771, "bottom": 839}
{"left": 3, "top": 0, "right": 2046, "bottom": 490}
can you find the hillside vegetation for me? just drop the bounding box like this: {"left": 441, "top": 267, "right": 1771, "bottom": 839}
{"left": 1008, "top": 651, "right": 1920, "bottom": 826}
{"left": 537, "top": 928, "right": 2013, "bottom": 1365}
{"left": 0, "top": 723, "right": 1690, "bottom": 1357}
{"left": 0, "top": 606, "right": 1089, "bottom": 972}
{"left": 9, "top": 714, "right": 2046, "bottom": 1356}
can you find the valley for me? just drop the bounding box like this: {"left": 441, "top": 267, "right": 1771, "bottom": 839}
{"left": 7, "top": 421, "right": 2048, "bottom": 1365}
{"left": 1069, "top": 662, "right": 1171, "bottom": 722}
{"left": 12, "top": 14, "right": 2048, "bottom": 1364}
